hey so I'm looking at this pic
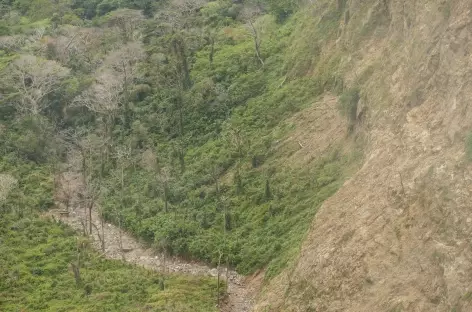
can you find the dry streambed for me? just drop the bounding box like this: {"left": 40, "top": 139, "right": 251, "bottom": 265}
{"left": 46, "top": 169, "right": 256, "bottom": 312}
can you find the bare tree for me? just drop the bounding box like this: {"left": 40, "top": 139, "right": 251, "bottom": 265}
{"left": 56, "top": 172, "right": 72, "bottom": 213}
{"left": 3, "top": 55, "right": 70, "bottom": 116}
{"left": 91, "top": 211, "right": 106, "bottom": 253}
{"left": 62, "top": 130, "right": 106, "bottom": 236}
{"left": 70, "top": 237, "right": 88, "bottom": 286}
{"left": 159, "top": 167, "right": 172, "bottom": 213}
{"left": 0, "top": 174, "right": 17, "bottom": 202}
{"left": 216, "top": 250, "right": 223, "bottom": 306}
{"left": 225, "top": 125, "right": 247, "bottom": 193}
{"left": 74, "top": 42, "right": 144, "bottom": 144}
{"left": 0, "top": 35, "right": 27, "bottom": 52}
{"left": 141, "top": 148, "right": 173, "bottom": 213}
{"left": 156, "top": 0, "right": 207, "bottom": 30}
{"left": 105, "top": 42, "right": 145, "bottom": 128}
{"left": 239, "top": 6, "right": 265, "bottom": 66}
{"left": 115, "top": 146, "right": 132, "bottom": 258}
{"left": 0, "top": 174, "right": 18, "bottom": 213}
{"left": 82, "top": 134, "right": 107, "bottom": 236}
{"left": 45, "top": 26, "right": 104, "bottom": 69}
{"left": 107, "top": 9, "right": 145, "bottom": 42}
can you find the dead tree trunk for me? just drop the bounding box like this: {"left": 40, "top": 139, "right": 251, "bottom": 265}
{"left": 71, "top": 238, "right": 82, "bottom": 286}
{"left": 71, "top": 262, "right": 81, "bottom": 286}
{"left": 88, "top": 201, "right": 93, "bottom": 235}
{"left": 217, "top": 251, "right": 223, "bottom": 306}
{"left": 119, "top": 164, "right": 125, "bottom": 260}
{"left": 100, "top": 213, "right": 105, "bottom": 252}
{"left": 163, "top": 180, "right": 169, "bottom": 213}
{"left": 248, "top": 20, "right": 264, "bottom": 66}
{"left": 92, "top": 222, "right": 105, "bottom": 253}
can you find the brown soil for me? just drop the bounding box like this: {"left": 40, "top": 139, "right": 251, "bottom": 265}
{"left": 256, "top": 0, "right": 472, "bottom": 311}
{"left": 276, "top": 94, "right": 348, "bottom": 168}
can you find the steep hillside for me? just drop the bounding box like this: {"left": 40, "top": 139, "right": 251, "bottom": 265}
{"left": 4, "top": 0, "right": 472, "bottom": 311}
{"left": 256, "top": 0, "right": 472, "bottom": 311}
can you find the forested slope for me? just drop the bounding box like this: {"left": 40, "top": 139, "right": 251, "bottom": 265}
{"left": 2, "top": 0, "right": 362, "bottom": 279}
{"left": 3, "top": 0, "right": 472, "bottom": 311}
{"left": 1, "top": 0, "right": 366, "bottom": 310}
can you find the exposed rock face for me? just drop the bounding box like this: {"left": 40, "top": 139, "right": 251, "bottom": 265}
{"left": 256, "top": 1, "right": 472, "bottom": 311}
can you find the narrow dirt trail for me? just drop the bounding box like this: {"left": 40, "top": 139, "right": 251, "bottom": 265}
{"left": 46, "top": 159, "right": 257, "bottom": 312}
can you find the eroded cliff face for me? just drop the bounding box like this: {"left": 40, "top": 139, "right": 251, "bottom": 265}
{"left": 257, "top": 0, "right": 472, "bottom": 310}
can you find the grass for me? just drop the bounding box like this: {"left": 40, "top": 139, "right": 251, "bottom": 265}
{"left": 0, "top": 214, "right": 219, "bottom": 312}
{"left": 0, "top": 159, "right": 220, "bottom": 312}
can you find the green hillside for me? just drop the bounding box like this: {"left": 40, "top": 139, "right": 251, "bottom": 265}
{"left": 1, "top": 0, "right": 362, "bottom": 309}
{"left": 0, "top": 160, "right": 219, "bottom": 311}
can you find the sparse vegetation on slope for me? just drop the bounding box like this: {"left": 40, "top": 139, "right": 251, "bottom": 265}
{"left": 255, "top": 0, "right": 472, "bottom": 311}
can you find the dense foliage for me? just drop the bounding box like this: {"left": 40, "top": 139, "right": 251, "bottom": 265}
{"left": 0, "top": 0, "right": 361, "bottom": 282}
{"left": 97, "top": 0, "right": 358, "bottom": 276}
{"left": 0, "top": 149, "right": 219, "bottom": 311}
{"left": 0, "top": 214, "right": 219, "bottom": 311}
{"left": 0, "top": 152, "right": 221, "bottom": 311}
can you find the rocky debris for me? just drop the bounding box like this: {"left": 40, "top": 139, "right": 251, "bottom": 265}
{"left": 47, "top": 167, "right": 256, "bottom": 312}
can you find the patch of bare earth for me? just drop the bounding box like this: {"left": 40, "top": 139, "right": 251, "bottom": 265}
{"left": 256, "top": 0, "right": 472, "bottom": 311}
{"left": 276, "top": 94, "right": 348, "bottom": 167}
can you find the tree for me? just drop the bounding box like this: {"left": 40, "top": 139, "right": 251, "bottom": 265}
{"left": 0, "top": 174, "right": 17, "bottom": 213}
{"left": 216, "top": 249, "right": 223, "bottom": 306}
{"left": 157, "top": 235, "right": 170, "bottom": 290}
{"left": 106, "top": 9, "right": 145, "bottom": 42}
{"left": 115, "top": 145, "right": 132, "bottom": 258}
{"left": 220, "top": 195, "right": 230, "bottom": 293}
{"left": 141, "top": 148, "right": 172, "bottom": 213}
{"left": 155, "top": 0, "right": 207, "bottom": 30}
{"left": 57, "top": 172, "right": 72, "bottom": 213}
{"left": 159, "top": 166, "right": 172, "bottom": 213}
{"left": 45, "top": 26, "right": 104, "bottom": 71}
{"left": 70, "top": 237, "right": 87, "bottom": 286}
{"left": 148, "top": 0, "right": 207, "bottom": 146}
{"left": 224, "top": 124, "right": 247, "bottom": 193}
{"left": 264, "top": 177, "right": 271, "bottom": 200}
{"left": 240, "top": 6, "right": 265, "bottom": 66}
{"left": 63, "top": 130, "right": 105, "bottom": 237}
{"left": 3, "top": 55, "right": 70, "bottom": 116}
{"left": 74, "top": 42, "right": 144, "bottom": 140}
{"left": 103, "top": 42, "right": 144, "bottom": 129}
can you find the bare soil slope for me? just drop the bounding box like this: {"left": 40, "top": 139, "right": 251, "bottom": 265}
{"left": 257, "top": 0, "right": 472, "bottom": 311}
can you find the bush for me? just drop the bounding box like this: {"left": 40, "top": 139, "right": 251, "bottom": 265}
{"left": 0, "top": 213, "right": 219, "bottom": 312}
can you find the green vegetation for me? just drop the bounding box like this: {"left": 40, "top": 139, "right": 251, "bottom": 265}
{"left": 0, "top": 156, "right": 220, "bottom": 311}
{"left": 0, "top": 214, "right": 219, "bottom": 311}
{"left": 1, "top": 0, "right": 360, "bottom": 289}
{"left": 95, "top": 1, "right": 359, "bottom": 276}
